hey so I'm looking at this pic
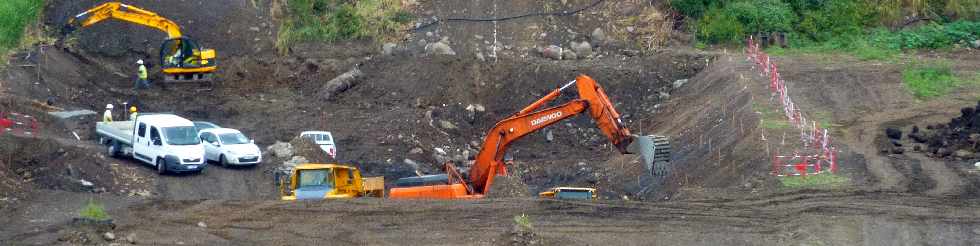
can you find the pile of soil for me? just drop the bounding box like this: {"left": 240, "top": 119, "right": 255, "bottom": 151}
{"left": 0, "top": 136, "right": 115, "bottom": 197}
{"left": 287, "top": 137, "right": 336, "bottom": 164}
{"left": 890, "top": 101, "right": 980, "bottom": 160}
{"left": 486, "top": 175, "right": 531, "bottom": 198}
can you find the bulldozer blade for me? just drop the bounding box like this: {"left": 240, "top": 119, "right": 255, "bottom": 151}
{"left": 627, "top": 134, "right": 671, "bottom": 177}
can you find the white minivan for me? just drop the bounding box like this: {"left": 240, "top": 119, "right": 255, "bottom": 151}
{"left": 96, "top": 114, "right": 206, "bottom": 174}
{"left": 300, "top": 131, "right": 337, "bottom": 158}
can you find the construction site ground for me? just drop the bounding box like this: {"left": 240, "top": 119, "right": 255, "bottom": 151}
{"left": 1, "top": 0, "right": 979, "bottom": 245}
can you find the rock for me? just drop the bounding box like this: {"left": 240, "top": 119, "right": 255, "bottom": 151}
{"left": 283, "top": 156, "right": 309, "bottom": 169}
{"left": 320, "top": 67, "right": 364, "bottom": 100}
{"left": 439, "top": 120, "right": 457, "bottom": 129}
{"left": 937, "top": 147, "right": 952, "bottom": 157}
{"left": 465, "top": 104, "right": 485, "bottom": 112}
{"left": 626, "top": 26, "right": 636, "bottom": 33}
{"left": 673, "top": 79, "right": 689, "bottom": 89}
{"left": 539, "top": 45, "right": 563, "bottom": 60}
{"left": 570, "top": 41, "right": 592, "bottom": 58}
{"left": 249, "top": 26, "right": 260, "bottom": 32}
{"left": 972, "top": 40, "right": 980, "bottom": 49}
{"left": 80, "top": 179, "right": 94, "bottom": 188}
{"left": 658, "top": 91, "right": 670, "bottom": 100}
{"left": 103, "top": 232, "right": 116, "bottom": 241}
{"left": 476, "top": 52, "right": 485, "bottom": 62}
{"left": 425, "top": 31, "right": 433, "bottom": 37}
{"left": 474, "top": 34, "right": 484, "bottom": 40}
{"left": 913, "top": 144, "right": 923, "bottom": 152}
{"left": 125, "top": 233, "right": 137, "bottom": 244}
{"left": 382, "top": 43, "right": 397, "bottom": 56}
{"left": 954, "top": 149, "right": 974, "bottom": 159}
{"left": 591, "top": 28, "right": 606, "bottom": 44}
{"left": 891, "top": 147, "right": 905, "bottom": 154}
{"left": 891, "top": 139, "right": 903, "bottom": 147}
{"left": 969, "top": 133, "right": 980, "bottom": 143}
{"left": 267, "top": 141, "right": 294, "bottom": 158}
{"left": 409, "top": 147, "right": 424, "bottom": 154}
{"left": 909, "top": 132, "right": 927, "bottom": 143}
{"left": 470, "top": 141, "right": 481, "bottom": 149}
{"left": 562, "top": 49, "right": 577, "bottom": 60}
{"left": 885, "top": 128, "right": 902, "bottom": 140}
{"left": 546, "top": 130, "right": 554, "bottom": 142}
{"left": 434, "top": 148, "right": 447, "bottom": 156}
{"left": 911, "top": 125, "right": 919, "bottom": 134}
{"left": 975, "top": 162, "right": 980, "bottom": 169}
{"left": 197, "top": 221, "right": 207, "bottom": 228}
{"left": 425, "top": 41, "right": 456, "bottom": 56}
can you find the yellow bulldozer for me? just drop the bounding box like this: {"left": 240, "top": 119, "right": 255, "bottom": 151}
{"left": 277, "top": 163, "right": 384, "bottom": 200}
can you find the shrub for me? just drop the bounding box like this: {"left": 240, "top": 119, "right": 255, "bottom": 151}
{"left": 697, "top": 6, "right": 746, "bottom": 43}
{"left": 695, "top": 0, "right": 795, "bottom": 44}
{"left": 79, "top": 199, "right": 111, "bottom": 221}
{"left": 0, "top": 0, "right": 43, "bottom": 55}
{"left": 276, "top": 0, "right": 410, "bottom": 54}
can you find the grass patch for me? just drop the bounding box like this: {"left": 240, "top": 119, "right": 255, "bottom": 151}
{"left": 513, "top": 214, "right": 533, "bottom": 231}
{"left": 902, "top": 62, "right": 962, "bottom": 99}
{"left": 0, "top": 0, "right": 44, "bottom": 56}
{"left": 754, "top": 102, "right": 792, "bottom": 129}
{"left": 79, "top": 199, "right": 111, "bottom": 221}
{"left": 779, "top": 173, "right": 849, "bottom": 189}
{"left": 276, "top": 0, "right": 413, "bottom": 54}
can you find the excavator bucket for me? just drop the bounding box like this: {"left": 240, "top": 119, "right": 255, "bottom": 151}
{"left": 628, "top": 135, "right": 671, "bottom": 177}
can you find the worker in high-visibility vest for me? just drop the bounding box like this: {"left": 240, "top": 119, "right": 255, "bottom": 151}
{"left": 135, "top": 59, "right": 149, "bottom": 89}
{"left": 129, "top": 106, "right": 138, "bottom": 120}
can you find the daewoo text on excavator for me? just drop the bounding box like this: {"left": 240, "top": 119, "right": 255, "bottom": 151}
{"left": 389, "top": 75, "right": 671, "bottom": 199}
{"left": 64, "top": 2, "right": 217, "bottom": 82}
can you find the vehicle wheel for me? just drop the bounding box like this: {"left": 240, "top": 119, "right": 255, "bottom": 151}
{"left": 219, "top": 155, "right": 227, "bottom": 167}
{"left": 156, "top": 158, "right": 167, "bottom": 175}
{"left": 106, "top": 141, "right": 119, "bottom": 158}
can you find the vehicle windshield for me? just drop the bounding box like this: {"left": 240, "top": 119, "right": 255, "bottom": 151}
{"left": 297, "top": 169, "right": 334, "bottom": 188}
{"left": 303, "top": 133, "right": 332, "bottom": 142}
{"left": 218, "top": 132, "right": 250, "bottom": 145}
{"left": 163, "top": 126, "right": 200, "bottom": 145}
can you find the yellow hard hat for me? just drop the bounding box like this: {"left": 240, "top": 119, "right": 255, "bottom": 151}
{"left": 130, "top": 106, "right": 137, "bottom": 112}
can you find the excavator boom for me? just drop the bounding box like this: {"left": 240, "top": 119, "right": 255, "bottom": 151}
{"left": 389, "top": 75, "right": 671, "bottom": 199}
{"left": 67, "top": 2, "right": 181, "bottom": 38}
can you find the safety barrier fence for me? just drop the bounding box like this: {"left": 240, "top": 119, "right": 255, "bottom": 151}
{"left": 0, "top": 111, "right": 39, "bottom": 137}
{"left": 745, "top": 37, "right": 838, "bottom": 177}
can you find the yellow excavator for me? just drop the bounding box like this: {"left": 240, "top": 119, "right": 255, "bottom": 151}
{"left": 64, "top": 2, "right": 217, "bottom": 82}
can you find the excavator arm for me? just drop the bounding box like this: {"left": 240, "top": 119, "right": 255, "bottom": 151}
{"left": 467, "top": 74, "right": 653, "bottom": 194}
{"left": 66, "top": 2, "right": 182, "bottom": 39}
{"left": 389, "top": 75, "right": 670, "bottom": 199}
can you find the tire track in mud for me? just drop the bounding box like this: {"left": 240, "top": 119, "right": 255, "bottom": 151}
{"left": 840, "top": 105, "right": 967, "bottom": 196}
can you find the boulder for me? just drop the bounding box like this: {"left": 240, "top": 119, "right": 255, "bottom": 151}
{"left": 425, "top": 41, "right": 456, "bottom": 56}
{"left": 320, "top": 67, "right": 363, "bottom": 101}
{"left": 282, "top": 156, "right": 309, "bottom": 170}
{"left": 267, "top": 141, "right": 294, "bottom": 158}
{"left": 382, "top": 43, "right": 397, "bottom": 56}
{"left": 954, "top": 149, "right": 974, "bottom": 159}
{"left": 409, "top": 147, "right": 424, "bottom": 155}
{"left": 673, "top": 79, "right": 689, "bottom": 89}
{"left": 439, "top": 120, "right": 457, "bottom": 129}
{"left": 539, "top": 45, "right": 563, "bottom": 60}
{"left": 885, "top": 127, "right": 902, "bottom": 140}
{"left": 570, "top": 41, "right": 592, "bottom": 58}
{"left": 562, "top": 49, "right": 577, "bottom": 60}
{"left": 591, "top": 28, "right": 606, "bottom": 44}
{"left": 102, "top": 232, "right": 115, "bottom": 241}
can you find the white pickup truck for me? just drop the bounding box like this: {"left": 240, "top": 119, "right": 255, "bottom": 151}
{"left": 96, "top": 114, "right": 206, "bottom": 174}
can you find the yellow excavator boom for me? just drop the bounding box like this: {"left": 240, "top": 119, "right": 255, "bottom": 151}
{"left": 69, "top": 2, "right": 182, "bottom": 39}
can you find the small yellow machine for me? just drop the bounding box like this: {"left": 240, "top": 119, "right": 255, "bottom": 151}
{"left": 278, "top": 164, "right": 384, "bottom": 201}
{"left": 538, "top": 187, "right": 598, "bottom": 200}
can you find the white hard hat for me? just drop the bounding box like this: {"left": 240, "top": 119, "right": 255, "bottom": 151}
{"left": 106, "top": 104, "right": 114, "bottom": 109}
{"left": 137, "top": 59, "right": 144, "bottom": 65}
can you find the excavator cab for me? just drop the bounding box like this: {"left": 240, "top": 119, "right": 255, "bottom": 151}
{"left": 159, "top": 38, "right": 216, "bottom": 82}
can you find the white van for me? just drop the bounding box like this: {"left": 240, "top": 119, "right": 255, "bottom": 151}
{"left": 299, "top": 131, "right": 337, "bottom": 159}
{"left": 96, "top": 114, "right": 206, "bottom": 174}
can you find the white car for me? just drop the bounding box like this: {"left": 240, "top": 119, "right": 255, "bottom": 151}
{"left": 199, "top": 128, "right": 262, "bottom": 166}
{"left": 300, "top": 131, "right": 337, "bottom": 159}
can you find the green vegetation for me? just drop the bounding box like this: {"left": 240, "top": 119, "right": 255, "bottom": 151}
{"left": 754, "top": 102, "right": 791, "bottom": 129}
{"left": 779, "top": 173, "right": 849, "bottom": 188}
{"left": 276, "top": 0, "right": 413, "bottom": 53}
{"left": 672, "top": 0, "right": 980, "bottom": 58}
{"left": 902, "top": 61, "right": 964, "bottom": 99}
{"left": 0, "top": 0, "right": 43, "bottom": 55}
{"left": 513, "top": 214, "right": 533, "bottom": 231}
{"left": 79, "top": 199, "right": 111, "bottom": 221}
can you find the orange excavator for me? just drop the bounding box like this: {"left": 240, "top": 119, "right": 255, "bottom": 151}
{"left": 389, "top": 74, "right": 671, "bottom": 199}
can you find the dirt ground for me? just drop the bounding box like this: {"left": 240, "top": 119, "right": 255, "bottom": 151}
{"left": 2, "top": 0, "right": 980, "bottom": 245}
